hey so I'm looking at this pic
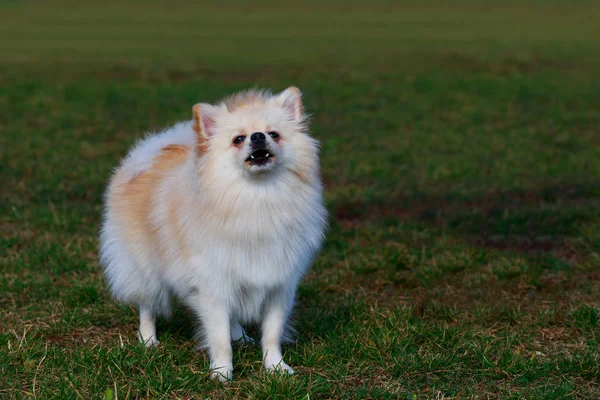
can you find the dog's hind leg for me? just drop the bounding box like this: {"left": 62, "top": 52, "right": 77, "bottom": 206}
{"left": 231, "top": 319, "right": 255, "bottom": 345}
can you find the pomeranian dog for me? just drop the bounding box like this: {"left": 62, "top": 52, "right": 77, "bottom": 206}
{"left": 99, "top": 87, "right": 327, "bottom": 381}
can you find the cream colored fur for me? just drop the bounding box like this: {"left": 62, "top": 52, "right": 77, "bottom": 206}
{"left": 99, "top": 87, "right": 326, "bottom": 381}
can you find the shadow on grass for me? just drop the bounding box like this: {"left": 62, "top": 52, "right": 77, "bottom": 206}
{"left": 334, "top": 182, "right": 600, "bottom": 260}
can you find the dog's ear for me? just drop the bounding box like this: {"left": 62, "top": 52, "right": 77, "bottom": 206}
{"left": 276, "top": 87, "right": 303, "bottom": 121}
{"left": 192, "top": 103, "right": 218, "bottom": 139}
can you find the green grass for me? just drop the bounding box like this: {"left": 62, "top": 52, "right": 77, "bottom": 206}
{"left": 1, "top": 1, "right": 600, "bottom": 398}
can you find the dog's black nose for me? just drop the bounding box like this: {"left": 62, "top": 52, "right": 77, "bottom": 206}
{"left": 250, "top": 132, "right": 266, "bottom": 144}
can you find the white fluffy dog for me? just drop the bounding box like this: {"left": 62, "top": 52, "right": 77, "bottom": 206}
{"left": 99, "top": 87, "right": 327, "bottom": 381}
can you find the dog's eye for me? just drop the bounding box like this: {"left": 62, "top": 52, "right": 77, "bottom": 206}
{"left": 268, "top": 132, "right": 280, "bottom": 139}
{"left": 233, "top": 135, "right": 245, "bottom": 144}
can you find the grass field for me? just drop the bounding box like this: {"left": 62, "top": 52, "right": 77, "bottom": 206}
{"left": 1, "top": 1, "right": 600, "bottom": 398}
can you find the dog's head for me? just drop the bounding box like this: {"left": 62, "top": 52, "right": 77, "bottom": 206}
{"left": 193, "top": 87, "right": 319, "bottom": 183}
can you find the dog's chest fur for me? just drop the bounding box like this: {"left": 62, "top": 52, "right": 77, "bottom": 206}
{"left": 187, "top": 186, "right": 323, "bottom": 286}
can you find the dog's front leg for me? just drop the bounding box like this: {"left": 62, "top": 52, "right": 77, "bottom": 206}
{"left": 192, "top": 298, "right": 233, "bottom": 382}
{"left": 261, "top": 286, "right": 295, "bottom": 374}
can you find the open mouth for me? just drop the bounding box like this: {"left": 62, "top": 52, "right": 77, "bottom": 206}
{"left": 245, "top": 148, "right": 275, "bottom": 166}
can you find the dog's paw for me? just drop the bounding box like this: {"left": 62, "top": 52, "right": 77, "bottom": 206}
{"left": 265, "top": 361, "right": 294, "bottom": 375}
{"left": 210, "top": 367, "right": 233, "bottom": 383}
{"left": 137, "top": 332, "right": 159, "bottom": 348}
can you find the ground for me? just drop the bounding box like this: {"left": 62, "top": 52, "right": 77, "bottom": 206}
{"left": 1, "top": 1, "right": 600, "bottom": 399}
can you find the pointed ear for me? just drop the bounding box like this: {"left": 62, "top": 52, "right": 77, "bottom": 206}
{"left": 276, "top": 87, "right": 303, "bottom": 121}
{"left": 192, "top": 103, "right": 218, "bottom": 139}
